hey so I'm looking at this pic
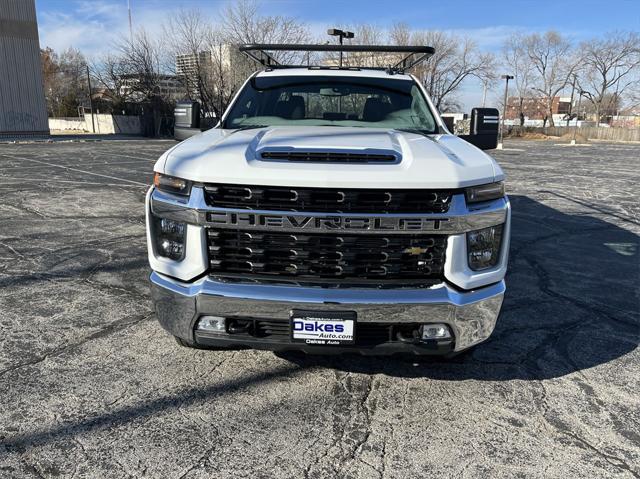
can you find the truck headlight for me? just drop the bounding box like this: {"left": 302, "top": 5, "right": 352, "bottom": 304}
{"left": 467, "top": 224, "right": 503, "bottom": 271}
{"left": 153, "top": 217, "right": 187, "bottom": 260}
{"left": 153, "top": 172, "right": 191, "bottom": 196}
{"left": 465, "top": 181, "right": 504, "bottom": 203}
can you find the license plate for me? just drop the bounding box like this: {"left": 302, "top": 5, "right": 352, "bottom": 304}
{"left": 290, "top": 309, "right": 356, "bottom": 345}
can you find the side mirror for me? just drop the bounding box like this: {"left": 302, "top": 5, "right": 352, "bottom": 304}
{"left": 458, "top": 107, "right": 499, "bottom": 150}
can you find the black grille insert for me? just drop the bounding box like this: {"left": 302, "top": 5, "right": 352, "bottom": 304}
{"left": 260, "top": 151, "right": 397, "bottom": 163}
{"left": 208, "top": 230, "right": 446, "bottom": 284}
{"left": 224, "top": 318, "right": 422, "bottom": 346}
{"left": 204, "top": 184, "right": 454, "bottom": 213}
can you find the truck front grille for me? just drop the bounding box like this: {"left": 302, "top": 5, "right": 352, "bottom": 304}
{"left": 203, "top": 184, "right": 453, "bottom": 214}
{"left": 207, "top": 230, "right": 446, "bottom": 285}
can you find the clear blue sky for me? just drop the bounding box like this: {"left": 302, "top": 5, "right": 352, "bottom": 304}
{"left": 35, "top": 0, "right": 640, "bottom": 109}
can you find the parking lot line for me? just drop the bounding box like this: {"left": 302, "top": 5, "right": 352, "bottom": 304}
{"left": 0, "top": 159, "right": 157, "bottom": 170}
{"left": 0, "top": 153, "right": 149, "bottom": 186}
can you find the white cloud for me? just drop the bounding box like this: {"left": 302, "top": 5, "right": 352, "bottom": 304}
{"left": 441, "top": 25, "right": 522, "bottom": 51}
{"left": 37, "top": 1, "right": 169, "bottom": 57}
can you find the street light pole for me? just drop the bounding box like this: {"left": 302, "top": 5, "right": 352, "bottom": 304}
{"left": 567, "top": 73, "right": 577, "bottom": 127}
{"left": 482, "top": 81, "right": 487, "bottom": 108}
{"left": 572, "top": 90, "right": 583, "bottom": 145}
{"left": 498, "top": 74, "right": 514, "bottom": 150}
{"left": 86, "top": 65, "right": 96, "bottom": 133}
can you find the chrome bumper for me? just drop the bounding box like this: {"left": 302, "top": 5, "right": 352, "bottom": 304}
{"left": 150, "top": 271, "right": 505, "bottom": 352}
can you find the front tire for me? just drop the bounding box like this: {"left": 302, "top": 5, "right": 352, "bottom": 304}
{"left": 174, "top": 336, "right": 206, "bottom": 349}
{"left": 173, "top": 336, "right": 230, "bottom": 351}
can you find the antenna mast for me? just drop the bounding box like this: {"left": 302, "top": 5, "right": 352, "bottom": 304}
{"left": 127, "top": 0, "right": 133, "bottom": 43}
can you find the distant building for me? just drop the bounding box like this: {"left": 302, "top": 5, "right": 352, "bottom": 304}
{"left": 505, "top": 96, "right": 571, "bottom": 121}
{"left": 176, "top": 46, "right": 245, "bottom": 76}
{"left": 118, "top": 74, "right": 186, "bottom": 101}
{"left": 0, "top": 0, "right": 49, "bottom": 136}
{"left": 176, "top": 51, "right": 214, "bottom": 78}
{"left": 175, "top": 46, "right": 247, "bottom": 99}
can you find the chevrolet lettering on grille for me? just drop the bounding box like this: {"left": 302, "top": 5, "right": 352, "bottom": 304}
{"left": 206, "top": 211, "right": 450, "bottom": 233}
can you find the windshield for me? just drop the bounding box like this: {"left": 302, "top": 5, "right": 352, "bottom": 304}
{"left": 223, "top": 75, "right": 438, "bottom": 133}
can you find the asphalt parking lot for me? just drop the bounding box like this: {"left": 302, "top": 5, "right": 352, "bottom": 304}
{"left": 0, "top": 138, "right": 638, "bottom": 478}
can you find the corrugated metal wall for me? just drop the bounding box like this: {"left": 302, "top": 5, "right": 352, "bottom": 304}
{"left": 0, "top": 0, "right": 49, "bottom": 135}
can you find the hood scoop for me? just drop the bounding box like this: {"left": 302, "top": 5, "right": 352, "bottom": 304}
{"left": 260, "top": 150, "right": 398, "bottom": 163}
{"left": 251, "top": 127, "right": 403, "bottom": 164}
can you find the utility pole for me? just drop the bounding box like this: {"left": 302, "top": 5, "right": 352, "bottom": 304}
{"left": 567, "top": 73, "right": 577, "bottom": 127}
{"left": 498, "top": 74, "right": 513, "bottom": 150}
{"left": 86, "top": 65, "right": 96, "bottom": 133}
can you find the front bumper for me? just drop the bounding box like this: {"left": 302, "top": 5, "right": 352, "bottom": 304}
{"left": 150, "top": 271, "right": 505, "bottom": 354}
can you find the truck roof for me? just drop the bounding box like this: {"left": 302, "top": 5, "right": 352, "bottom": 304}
{"left": 255, "top": 67, "right": 414, "bottom": 81}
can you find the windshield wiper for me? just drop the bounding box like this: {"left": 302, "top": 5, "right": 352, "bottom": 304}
{"left": 395, "top": 128, "right": 434, "bottom": 137}
{"left": 232, "top": 124, "right": 269, "bottom": 131}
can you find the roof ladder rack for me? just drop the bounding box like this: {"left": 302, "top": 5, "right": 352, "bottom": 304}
{"left": 238, "top": 44, "right": 435, "bottom": 74}
{"left": 240, "top": 47, "right": 281, "bottom": 67}
{"left": 391, "top": 51, "right": 434, "bottom": 73}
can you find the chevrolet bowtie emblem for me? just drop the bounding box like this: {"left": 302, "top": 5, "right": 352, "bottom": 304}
{"left": 404, "top": 246, "right": 430, "bottom": 255}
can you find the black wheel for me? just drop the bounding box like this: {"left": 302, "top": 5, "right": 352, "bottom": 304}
{"left": 173, "top": 336, "right": 231, "bottom": 351}
{"left": 443, "top": 345, "right": 477, "bottom": 360}
{"left": 174, "top": 336, "right": 207, "bottom": 349}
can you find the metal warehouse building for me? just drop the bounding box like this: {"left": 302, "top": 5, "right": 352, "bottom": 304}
{"left": 0, "top": 0, "right": 49, "bottom": 136}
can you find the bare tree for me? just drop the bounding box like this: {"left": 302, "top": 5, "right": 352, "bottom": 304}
{"left": 578, "top": 32, "right": 640, "bottom": 124}
{"left": 412, "top": 30, "right": 496, "bottom": 111}
{"left": 327, "top": 24, "right": 392, "bottom": 68}
{"left": 580, "top": 92, "right": 624, "bottom": 118}
{"left": 319, "top": 23, "right": 495, "bottom": 111}
{"left": 524, "top": 31, "right": 580, "bottom": 126}
{"left": 91, "top": 29, "right": 172, "bottom": 134}
{"left": 627, "top": 85, "right": 640, "bottom": 112}
{"left": 221, "top": 0, "right": 310, "bottom": 66}
{"left": 164, "top": 9, "right": 219, "bottom": 115}
{"left": 161, "top": 2, "right": 311, "bottom": 117}
{"left": 114, "top": 29, "right": 165, "bottom": 103}
{"left": 40, "top": 47, "right": 89, "bottom": 117}
{"left": 91, "top": 53, "right": 131, "bottom": 110}
{"left": 503, "top": 33, "right": 534, "bottom": 125}
{"left": 389, "top": 22, "right": 411, "bottom": 47}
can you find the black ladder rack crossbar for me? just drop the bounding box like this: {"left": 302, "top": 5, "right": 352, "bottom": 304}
{"left": 238, "top": 44, "right": 435, "bottom": 72}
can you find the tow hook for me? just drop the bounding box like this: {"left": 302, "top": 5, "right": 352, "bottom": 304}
{"left": 227, "top": 319, "right": 252, "bottom": 334}
{"left": 396, "top": 329, "right": 422, "bottom": 344}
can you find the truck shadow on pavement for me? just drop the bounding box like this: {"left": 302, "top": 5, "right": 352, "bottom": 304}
{"left": 278, "top": 195, "right": 640, "bottom": 381}
{"left": 1, "top": 196, "right": 638, "bottom": 455}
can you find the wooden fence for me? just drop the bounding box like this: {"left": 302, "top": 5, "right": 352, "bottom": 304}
{"left": 508, "top": 126, "right": 640, "bottom": 142}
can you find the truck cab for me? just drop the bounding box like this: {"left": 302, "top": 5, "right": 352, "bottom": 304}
{"left": 147, "top": 44, "right": 510, "bottom": 355}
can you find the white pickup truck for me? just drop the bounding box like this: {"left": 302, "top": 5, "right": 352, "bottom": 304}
{"left": 146, "top": 44, "right": 510, "bottom": 356}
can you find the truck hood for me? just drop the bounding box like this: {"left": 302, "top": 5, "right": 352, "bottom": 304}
{"left": 157, "top": 126, "right": 502, "bottom": 189}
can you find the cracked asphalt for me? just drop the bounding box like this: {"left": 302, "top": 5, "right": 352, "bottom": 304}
{"left": 0, "top": 138, "right": 638, "bottom": 478}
